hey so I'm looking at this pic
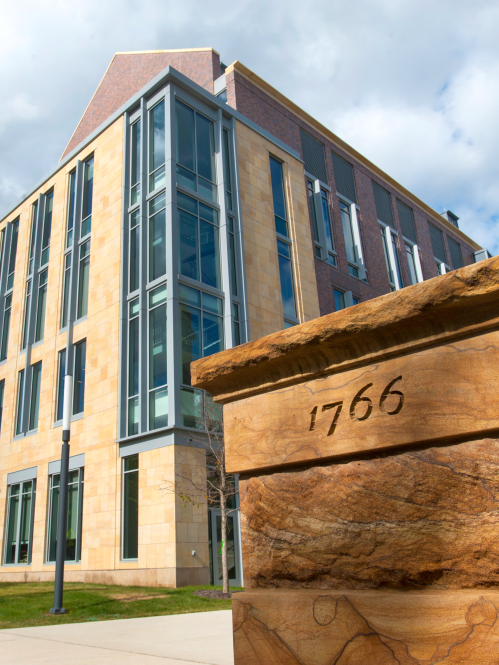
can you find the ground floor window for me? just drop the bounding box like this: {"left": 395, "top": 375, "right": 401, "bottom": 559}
{"left": 122, "top": 455, "right": 139, "bottom": 560}
{"left": 46, "top": 468, "right": 84, "bottom": 563}
{"left": 4, "top": 480, "right": 36, "bottom": 564}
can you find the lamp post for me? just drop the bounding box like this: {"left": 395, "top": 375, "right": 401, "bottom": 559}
{"left": 50, "top": 374, "right": 73, "bottom": 615}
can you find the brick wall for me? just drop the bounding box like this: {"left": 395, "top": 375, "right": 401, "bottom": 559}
{"left": 227, "top": 67, "right": 477, "bottom": 316}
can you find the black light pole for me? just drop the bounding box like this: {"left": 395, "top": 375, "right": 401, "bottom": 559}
{"left": 50, "top": 374, "right": 73, "bottom": 615}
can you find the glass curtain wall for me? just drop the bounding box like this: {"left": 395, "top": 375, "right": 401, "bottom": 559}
{"left": 4, "top": 480, "right": 36, "bottom": 564}
{"left": 122, "top": 91, "right": 241, "bottom": 439}
{"left": 47, "top": 469, "right": 84, "bottom": 562}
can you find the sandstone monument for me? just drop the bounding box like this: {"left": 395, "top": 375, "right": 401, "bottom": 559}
{"left": 192, "top": 257, "right": 499, "bottom": 664}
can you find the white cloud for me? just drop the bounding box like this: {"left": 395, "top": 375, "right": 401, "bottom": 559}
{"left": 0, "top": 0, "right": 498, "bottom": 252}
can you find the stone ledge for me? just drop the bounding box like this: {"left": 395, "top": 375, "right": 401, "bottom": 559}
{"left": 192, "top": 257, "right": 499, "bottom": 403}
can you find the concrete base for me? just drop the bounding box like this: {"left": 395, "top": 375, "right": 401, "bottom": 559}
{"left": 0, "top": 566, "right": 210, "bottom": 588}
{"left": 233, "top": 588, "right": 499, "bottom": 664}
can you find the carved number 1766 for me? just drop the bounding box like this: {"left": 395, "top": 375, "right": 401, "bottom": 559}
{"left": 309, "top": 376, "right": 404, "bottom": 436}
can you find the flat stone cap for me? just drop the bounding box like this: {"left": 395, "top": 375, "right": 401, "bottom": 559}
{"left": 192, "top": 257, "right": 499, "bottom": 404}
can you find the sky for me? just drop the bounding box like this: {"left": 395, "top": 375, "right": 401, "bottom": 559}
{"left": 1, "top": 0, "right": 499, "bottom": 253}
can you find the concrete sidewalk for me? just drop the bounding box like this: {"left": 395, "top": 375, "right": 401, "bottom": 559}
{"left": 0, "top": 610, "right": 234, "bottom": 664}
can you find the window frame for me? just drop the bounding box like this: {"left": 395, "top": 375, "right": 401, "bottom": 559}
{"left": 3, "top": 479, "right": 36, "bottom": 565}
{"left": 46, "top": 467, "right": 84, "bottom": 564}
{"left": 122, "top": 455, "right": 139, "bottom": 561}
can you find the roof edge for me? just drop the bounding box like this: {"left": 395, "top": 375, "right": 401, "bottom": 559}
{"left": 226, "top": 60, "right": 481, "bottom": 250}
{"left": 115, "top": 47, "right": 220, "bottom": 55}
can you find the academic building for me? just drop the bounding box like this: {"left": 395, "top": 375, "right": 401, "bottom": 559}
{"left": 0, "top": 47, "right": 487, "bottom": 587}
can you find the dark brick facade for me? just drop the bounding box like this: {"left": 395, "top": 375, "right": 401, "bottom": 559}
{"left": 62, "top": 49, "right": 220, "bottom": 159}
{"left": 226, "top": 67, "right": 477, "bottom": 316}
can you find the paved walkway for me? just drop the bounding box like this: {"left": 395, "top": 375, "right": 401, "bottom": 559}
{"left": 0, "top": 610, "right": 234, "bottom": 665}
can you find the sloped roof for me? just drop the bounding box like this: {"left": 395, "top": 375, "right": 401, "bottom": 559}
{"left": 61, "top": 48, "right": 220, "bottom": 159}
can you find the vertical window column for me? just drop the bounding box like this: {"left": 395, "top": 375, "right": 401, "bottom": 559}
{"left": 0, "top": 218, "right": 19, "bottom": 361}
{"left": 269, "top": 156, "right": 299, "bottom": 327}
{"left": 76, "top": 157, "right": 93, "bottom": 320}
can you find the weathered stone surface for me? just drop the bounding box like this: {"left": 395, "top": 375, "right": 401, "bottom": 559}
{"left": 240, "top": 438, "right": 499, "bottom": 589}
{"left": 233, "top": 588, "right": 499, "bottom": 664}
{"left": 224, "top": 329, "right": 499, "bottom": 473}
{"left": 192, "top": 257, "right": 499, "bottom": 404}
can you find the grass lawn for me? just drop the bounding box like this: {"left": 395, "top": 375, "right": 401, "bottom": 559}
{"left": 0, "top": 582, "right": 239, "bottom": 629}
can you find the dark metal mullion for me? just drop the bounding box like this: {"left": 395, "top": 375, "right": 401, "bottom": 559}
{"left": 21, "top": 194, "right": 45, "bottom": 435}
{"left": 0, "top": 222, "right": 13, "bottom": 340}
{"left": 139, "top": 97, "right": 148, "bottom": 434}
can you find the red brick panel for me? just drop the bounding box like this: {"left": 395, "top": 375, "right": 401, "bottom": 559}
{"left": 62, "top": 50, "right": 221, "bottom": 159}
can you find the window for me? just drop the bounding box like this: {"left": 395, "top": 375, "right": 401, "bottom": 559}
{"left": 307, "top": 180, "right": 320, "bottom": 244}
{"left": 269, "top": 157, "right": 288, "bottom": 237}
{"left": 179, "top": 284, "right": 223, "bottom": 427}
{"left": 0, "top": 228, "right": 5, "bottom": 280}
{"left": 28, "top": 203, "right": 38, "bottom": 276}
{"left": 0, "top": 379, "right": 4, "bottom": 432}
{"left": 277, "top": 239, "right": 297, "bottom": 324}
{"left": 77, "top": 240, "right": 90, "bottom": 319}
{"left": 352, "top": 296, "right": 360, "bottom": 305}
{"left": 15, "top": 370, "right": 24, "bottom": 436}
{"left": 448, "top": 236, "right": 464, "bottom": 270}
{"left": 148, "top": 284, "right": 168, "bottom": 431}
{"left": 4, "top": 479, "right": 36, "bottom": 564}
{"left": 149, "top": 101, "right": 165, "bottom": 193}
{"left": 128, "top": 298, "right": 140, "bottom": 435}
{"left": 176, "top": 100, "right": 217, "bottom": 202}
{"left": 21, "top": 281, "right": 31, "bottom": 349}
{"left": 227, "top": 216, "right": 238, "bottom": 296}
{"left": 223, "top": 129, "right": 232, "bottom": 210}
{"left": 61, "top": 253, "right": 71, "bottom": 328}
{"left": 6, "top": 219, "right": 19, "bottom": 291}
{"left": 178, "top": 190, "right": 220, "bottom": 289}
{"left": 148, "top": 192, "right": 166, "bottom": 283}
{"left": 47, "top": 468, "right": 84, "bottom": 563}
{"left": 34, "top": 269, "right": 48, "bottom": 342}
{"left": 380, "top": 225, "right": 403, "bottom": 291}
{"left": 405, "top": 243, "right": 419, "bottom": 285}
{"left": 340, "top": 201, "right": 361, "bottom": 278}
{"left": 73, "top": 340, "right": 86, "bottom": 415}
{"left": 66, "top": 170, "right": 76, "bottom": 248}
{"left": 0, "top": 294, "right": 12, "bottom": 361}
{"left": 320, "top": 189, "right": 336, "bottom": 265}
{"left": 334, "top": 289, "right": 345, "bottom": 311}
{"left": 180, "top": 284, "right": 223, "bottom": 386}
{"left": 269, "top": 157, "right": 298, "bottom": 326}
{"left": 129, "top": 210, "right": 140, "bottom": 293}
{"left": 232, "top": 303, "right": 241, "bottom": 346}
{"left": 28, "top": 362, "right": 42, "bottom": 432}
{"left": 122, "top": 455, "right": 139, "bottom": 560}
{"left": 40, "top": 191, "right": 53, "bottom": 266}
{"left": 331, "top": 152, "right": 357, "bottom": 204}
{"left": 81, "top": 157, "right": 94, "bottom": 237}
{"left": 130, "top": 120, "right": 141, "bottom": 205}
{"left": 56, "top": 349, "right": 66, "bottom": 422}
